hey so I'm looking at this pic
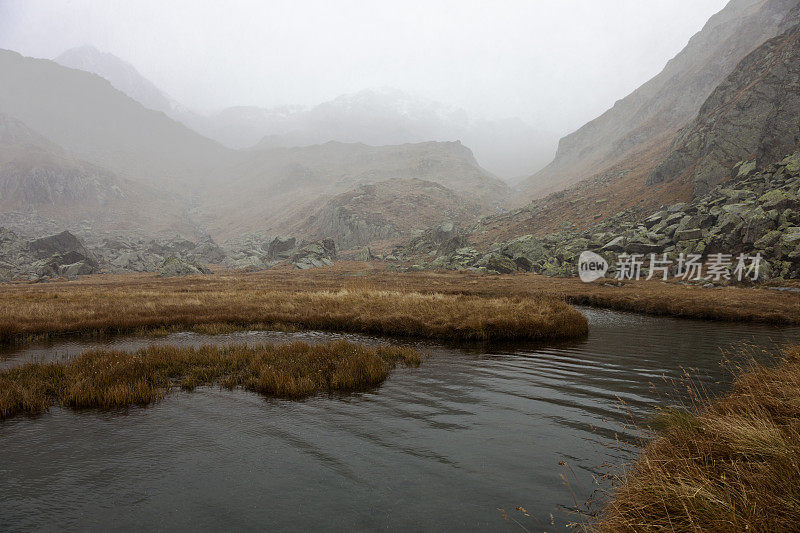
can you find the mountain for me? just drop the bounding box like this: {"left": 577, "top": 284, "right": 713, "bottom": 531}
{"left": 198, "top": 88, "right": 558, "bottom": 180}
{"left": 0, "top": 49, "right": 229, "bottom": 185}
{"left": 55, "top": 45, "right": 180, "bottom": 118}
{"left": 51, "top": 48, "right": 558, "bottom": 179}
{"left": 191, "top": 105, "right": 308, "bottom": 151}
{"left": 522, "top": 0, "right": 800, "bottom": 198}
{"left": 649, "top": 19, "right": 800, "bottom": 194}
{"left": 194, "top": 140, "right": 509, "bottom": 242}
{"left": 0, "top": 114, "right": 195, "bottom": 237}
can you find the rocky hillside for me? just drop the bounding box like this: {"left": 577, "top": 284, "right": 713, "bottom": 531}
{"left": 194, "top": 140, "right": 509, "bottom": 241}
{"left": 649, "top": 20, "right": 800, "bottom": 194}
{"left": 522, "top": 0, "right": 800, "bottom": 199}
{"left": 0, "top": 114, "right": 195, "bottom": 237}
{"left": 398, "top": 151, "right": 800, "bottom": 280}
{"left": 287, "top": 178, "right": 484, "bottom": 251}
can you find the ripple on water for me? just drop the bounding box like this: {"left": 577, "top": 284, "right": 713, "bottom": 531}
{"left": 1, "top": 308, "right": 799, "bottom": 531}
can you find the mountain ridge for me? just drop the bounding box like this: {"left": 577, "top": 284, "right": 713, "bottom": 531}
{"left": 521, "top": 0, "right": 800, "bottom": 199}
{"left": 0, "top": 48, "right": 230, "bottom": 186}
{"left": 649, "top": 18, "right": 800, "bottom": 194}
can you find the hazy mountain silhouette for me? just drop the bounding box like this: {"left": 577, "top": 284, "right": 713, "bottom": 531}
{"left": 0, "top": 49, "right": 230, "bottom": 186}
{"left": 197, "top": 88, "right": 558, "bottom": 180}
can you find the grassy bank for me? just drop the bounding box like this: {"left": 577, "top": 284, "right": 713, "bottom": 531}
{"left": 0, "top": 340, "right": 421, "bottom": 420}
{"left": 594, "top": 345, "right": 800, "bottom": 532}
{"left": 0, "top": 279, "right": 588, "bottom": 345}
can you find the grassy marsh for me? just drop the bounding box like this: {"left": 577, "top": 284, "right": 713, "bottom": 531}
{"left": 0, "top": 340, "right": 422, "bottom": 420}
{"left": 0, "top": 274, "right": 589, "bottom": 345}
{"left": 1, "top": 266, "right": 796, "bottom": 352}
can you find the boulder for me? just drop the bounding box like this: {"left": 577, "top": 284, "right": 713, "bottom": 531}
{"left": 478, "top": 253, "right": 519, "bottom": 274}
{"left": 753, "top": 230, "right": 782, "bottom": 250}
{"left": 291, "top": 239, "right": 336, "bottom": 269}
{"left": 27, "top": 231, "right": 100, "bottom": 277}
{"left": 193, "top": 236, "right": 226, "bottom": 263}
{"left": 157, "top": 256, "right": 210, "bottom": 277}
{"left": 715, "top": 212, "right": 744, "bottom": 235}
{"left": 223, "top": 255, "right": 266, "bottom": 271}
{"left": 759, "top": 190, "right": 798, "bottom": 211}
{"left": 742, "top": 213, "right": 776, "bottom": 244}
{"left": 642, "top": 211, "right": 666, "bottom": 229}
{"left": 29, "top": 231, "right": 96, "bottom": 261}
{"left": 602, "top": 236, "right": 626, "bottom": 252}
{"left": 266, "top": 236, "right": 296, "bottom": 259}
{"left": 674, "top": 228, "right": 703, "bottom": 241}
{"left": 356, "top": 246, "right": 374, "bottom": 261}
{"left": 321, "top": 238, "right": 337, "bottom": 259}
{"left": 58, "top": 261, "right": 97, "bottom": 278}
{"left": 626, "top": 242, "right": 662, "bottom": 254}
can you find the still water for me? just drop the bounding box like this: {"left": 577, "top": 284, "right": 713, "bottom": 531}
{"left": 1, "top": 308, "right": 798, "bottom": 531}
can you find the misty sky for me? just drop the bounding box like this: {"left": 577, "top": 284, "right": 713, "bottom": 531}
{"left": 0, "top": 0, "right": 728, "bottom": 134}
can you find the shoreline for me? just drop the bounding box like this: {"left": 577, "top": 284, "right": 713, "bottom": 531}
{"left": 593, "top": 345, "right": 800, "bottom": 532}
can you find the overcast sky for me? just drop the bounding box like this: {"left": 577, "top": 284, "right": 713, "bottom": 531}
{"left": 0, "top": 0, "right": 728, "bottom": 134}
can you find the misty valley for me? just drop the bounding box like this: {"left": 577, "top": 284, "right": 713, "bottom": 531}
{"left": 2, "top": 0, "right": 800, "bottom": 531}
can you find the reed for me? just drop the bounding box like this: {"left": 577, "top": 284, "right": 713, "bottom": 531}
{"left": 593, "top": 345, "right": 800, "bottom": 532}
{"left": 0, "top": 340, "right": 422, "bottom": 420}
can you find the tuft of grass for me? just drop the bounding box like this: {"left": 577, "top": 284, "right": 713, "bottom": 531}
{"left": 592, "top": 345, "right": 800, "bottom": 532}
{"left": 0, "top": 340, "right": 422, "bottom": 420}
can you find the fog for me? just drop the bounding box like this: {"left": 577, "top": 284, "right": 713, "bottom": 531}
{"left": 1, "top": 0, "right": 727, "bottom": 135}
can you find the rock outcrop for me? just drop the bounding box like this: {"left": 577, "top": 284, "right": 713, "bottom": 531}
{"left": 193, "top": 141, "right": 509, "bottom": 241}
{"left": 291, "top": 239, "right": 337, "bottom": 269}
{"left": 156, "top": 256, "right": 211, "bottom": 277}
{"left": 649, "top": 19, "right": 800, "bottom": 194}
{"left": 91, "top": 234, "right": 226, "bottom": 274}
{"left": 265, "top": 236, "right": 296, "bottom": 260}
{"left": 0, "top": 229, "right": 100, "bottom": 280}
{"left": 0, "top": 114, "right": 199, "bottom": 237}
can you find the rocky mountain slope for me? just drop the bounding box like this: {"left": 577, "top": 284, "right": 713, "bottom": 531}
{"left": 194, "top": 140, "right": 509, "bottom": 242}
{"left": 286, "top": 178, "right": 485, "bottom": 251}
{"left": 649, "top": 20, "right": 800, "bottom": 194}
{"left": 0, "top": 49, "right": 229, "bottom": 185}
{"left": 0, "top": 114, "right": 195, "bottom": 237}
{"left": 522, "top": 0, "right": 800, "bottom": 199}
{"left": 400, "top": 151, "right": 800, "bottom": 280}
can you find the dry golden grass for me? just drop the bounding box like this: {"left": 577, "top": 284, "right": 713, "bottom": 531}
{"left": 0, "top": 340, "right": 421, "bottom": 420}
{"left": 0, "top": 266, "right": 795, "bottom": 348}
{"left": 594, "top": 345, "right": 800, "bottom": 532}
{"left": 0, "top": 272, "right": 590, "bottom": 345}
